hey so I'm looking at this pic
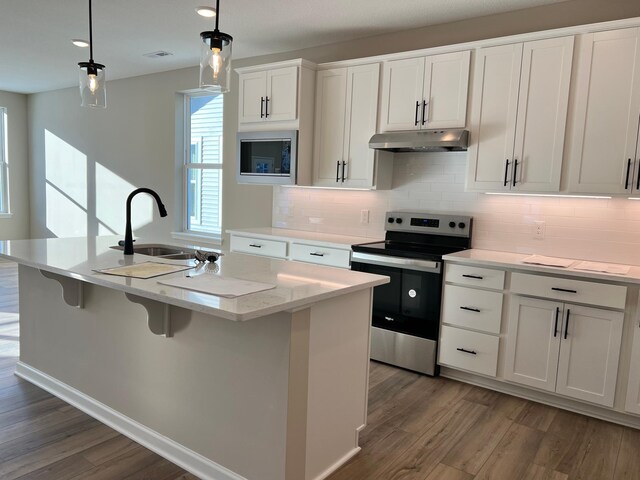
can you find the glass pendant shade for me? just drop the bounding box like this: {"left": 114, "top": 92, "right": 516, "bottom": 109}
{"left": 79, "top": 61, "right": 106, "bottom": 108}
{"left": 200, "top": 31, "right": 232, "bottom": 93}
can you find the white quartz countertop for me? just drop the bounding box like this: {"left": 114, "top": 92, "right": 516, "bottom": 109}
{"left": 226, "top": 227, "right": 382, "bottom": 248}
{"left": 444, "top": 249, "right": 640, "bottom": 285}
{"left": 0, "top": 236, "right": 388, "bottom": 321}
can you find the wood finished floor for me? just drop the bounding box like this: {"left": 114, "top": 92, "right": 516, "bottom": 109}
{"left": 1, "top": 260, "right": 640, "bottom": 480}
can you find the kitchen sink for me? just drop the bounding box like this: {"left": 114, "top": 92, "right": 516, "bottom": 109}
{"left": 110, "top": 243, "right": 194, "bottom": 257}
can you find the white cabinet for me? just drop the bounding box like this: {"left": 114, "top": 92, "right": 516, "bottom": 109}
{"left": 466, "top": 37, "right": 574, "bottom": 192}
{"left": 313, "top": 64, "right": 391, "bottom": 189}
{"left": 505, "top": 296, "right": 624, "bottom": 407}
{"left": 238, "top": 66, "right": 298, "bottom": 125}
{"left": 567, "top": 28, "right": 640, "bottom": 194}
{"left": 379, "top": 51, "right": 470, "bottom": 132}
{"left": 290, "top": 243, "right": 351, "bottom": 268}
{"left": 229, "top": 235, "right": 288, "bottom": 259}
{"left": 625, "top": 297, "right": 640, "bottom": 415}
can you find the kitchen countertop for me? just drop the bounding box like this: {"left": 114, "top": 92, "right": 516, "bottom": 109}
{"left": 226, "top": 227, "right": 382, "bottom": 248}
{"left": 0, "top": 235, "right": 388, "bottom": 321}
{"left": 444, "top": 249, "right": 640, "bottom": 285}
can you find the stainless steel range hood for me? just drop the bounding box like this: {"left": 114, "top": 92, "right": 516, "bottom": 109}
{"left": 369, "top": 129, "right": 469, "bottom": 153}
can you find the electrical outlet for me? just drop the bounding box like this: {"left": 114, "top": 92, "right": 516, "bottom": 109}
{"left": 534, "top": 220, "right": 545, "bottom": 240}
{"left": 360, "top": 209, "right": 370, "bottom": 225}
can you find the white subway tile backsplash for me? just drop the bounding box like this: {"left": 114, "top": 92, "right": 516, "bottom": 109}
{"left": 272, "top": 153, "right": 640, "bottom": 265}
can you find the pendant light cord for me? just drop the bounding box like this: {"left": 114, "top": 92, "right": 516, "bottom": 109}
{"left": 88, "top": 0, "right": 94, "bottom": 62}
{"left": 215, "top": 0, "right": 220, "bottom": 31}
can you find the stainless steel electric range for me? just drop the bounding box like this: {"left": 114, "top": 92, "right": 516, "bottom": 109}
{"left": 351, "top": 211, "right": 472, "bottom": 376}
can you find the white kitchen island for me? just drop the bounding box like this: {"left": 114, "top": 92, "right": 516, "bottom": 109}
{"left": 0, "top": 236, "right": 388, "bottom": 480}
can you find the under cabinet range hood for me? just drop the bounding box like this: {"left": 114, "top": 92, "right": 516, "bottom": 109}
{"left": 369, "top": 129, "right": 469, "bottom": 153}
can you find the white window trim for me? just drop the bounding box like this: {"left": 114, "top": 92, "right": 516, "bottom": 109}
{"left": 0, "top": 107, "right": 9, "bottom": 216}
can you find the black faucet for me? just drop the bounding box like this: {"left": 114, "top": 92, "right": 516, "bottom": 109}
{"left": 123, "top": 188, "right": 168, "bottom": 255}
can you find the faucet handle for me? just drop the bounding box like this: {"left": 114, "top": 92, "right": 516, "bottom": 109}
{"left": 118, "top": 239, "right": 135, "bottom": 247}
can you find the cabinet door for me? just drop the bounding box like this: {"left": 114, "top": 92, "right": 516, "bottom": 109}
{"left": 466, "top": 43, "right": 523, "bottom": 191}
{"left": 555, "top": 305, "right": 623, "bottom": 407}
{"left": 422, "top": 51, "right": 470, "bottom": 129}
{"left": 512, "top": 37, "right": 574, "bottom": 192}
{"left": 342, "top": 64, "right": 380, "bottom": 188}
{"left": 625, "top": 305, "right": 640, "bottom": 415}
{"left": 238, "top": 71, "right": 267, "bottom": 124}
{"left": 567, "top": 28, "right": 640, "bottom": 194}
{"left": 266, "top": 66, "right": 298, "bottom": 122}
{"left": 504, "top": 296, "right": 562, "bottom": 392}
{"left": 312, "top": 68, "right": 348, "bottom": 186}
{"left": 379, "top": 57, "right": 425, "bottom": 132}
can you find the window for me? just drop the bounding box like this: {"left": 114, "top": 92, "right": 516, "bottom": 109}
{"left": 183, "top": 93, "right": 223, "bottom": 237}
{"left": 0, "top": 107, "right": 8, "bottom": 215}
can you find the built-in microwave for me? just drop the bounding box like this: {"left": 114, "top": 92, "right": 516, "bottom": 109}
{"left": 236, "top": 130, "right": 298, "bottom": 185}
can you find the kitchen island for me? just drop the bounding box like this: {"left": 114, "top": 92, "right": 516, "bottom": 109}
{"left": 0, "top": 236, "right": 388, "bottom": 480}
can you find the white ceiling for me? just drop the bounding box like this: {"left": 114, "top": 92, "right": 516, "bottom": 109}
{"left": 1, "top": 0, "right": 571, "bottom": 94}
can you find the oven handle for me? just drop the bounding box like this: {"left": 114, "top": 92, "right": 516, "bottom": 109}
{"left": 351, "top": 252, "right": 441, "bottom": 273}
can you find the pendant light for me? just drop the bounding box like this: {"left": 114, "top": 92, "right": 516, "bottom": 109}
{"left": 199, "top": 0, "right": 233, "bottom": 93}
{"left": 78, "top": 0, "right": 106, "bottom": 108}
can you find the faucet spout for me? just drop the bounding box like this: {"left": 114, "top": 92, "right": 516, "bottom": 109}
{"left": 124, "top": 188, "right": 168, "bottom": 255}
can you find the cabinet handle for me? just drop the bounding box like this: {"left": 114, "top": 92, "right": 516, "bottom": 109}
{"left": 554, "top": 306, "right": 560, "bottom": 337}
{"left": 512, "top": 159, "right": 518, "bottom": 187}
{"left": 265, "top": 96, "right": 269, "bottom": 118}
{"left": 341, "top": 161, "right": 347, "bottom": 182}
{"left": 625, "top": 158, "right": 632, "bottom": 189}
{"left": 636, "top": 160, "right": 640, "bottom": 191}
{"left": 260, "top": 97, "right": 265, "bottom": 118}
{"left": 564, "top": 309, "right": 571, "bottom": 339}
{"left": 551, "top": 287, "right": 577, "bottom": 294}
{"left": 460, "top": 306, "right": 481, "bottom": 313}
{"left": 336, "top": 161, "right": 340, "bottom": 183}
{"left": 249, "top": 244, "right": 262, "bottom": 248}
{"left": 462, "top": 274, "right": 483, "bottom": 280}
{"left": 503, "top": 159, "right": 510, "bottom": 187}
{"left": 456, "top": 347, "right": 477, "bottom": 355}
{"left": 414, "top": 101, "right": 420, "bottom": 126}
{"left": 421, "top": 100, "right": 429, "bottom": 125}
{"left": 309, "top": 252, "right": 325, "bottom": 257}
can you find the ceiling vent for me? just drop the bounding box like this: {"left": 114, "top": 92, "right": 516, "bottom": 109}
{"left": 143, "top": 51, "right": 173, "bottom": 58}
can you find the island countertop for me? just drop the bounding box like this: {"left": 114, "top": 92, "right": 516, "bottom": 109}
{"left": 0, "top": 235, "right": 388, "bottom": 321}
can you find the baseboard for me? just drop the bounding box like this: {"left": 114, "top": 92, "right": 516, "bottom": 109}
{"left": 440, "top": 366, "right": 640, "bottom": 430}
{"left": 15, "top": 362, "right": 247, "bottom": 480}
{"left": 313, "top": 447, "right": 361, "bottom": 480}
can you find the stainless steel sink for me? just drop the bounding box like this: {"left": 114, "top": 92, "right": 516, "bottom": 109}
{"left": 110, "top": 243, "right": 192, "bottom": 257}
{"left": 160, "top": 252, "right": 197, "bottom": 260}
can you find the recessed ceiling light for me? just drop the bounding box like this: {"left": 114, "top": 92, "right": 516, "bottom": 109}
{"left": 72, "top": 39, "right": 90, "bottom": 48}
{"left": 196, "top": 6, "right": 216, "bottom": 17}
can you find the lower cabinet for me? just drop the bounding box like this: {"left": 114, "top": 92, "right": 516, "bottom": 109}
{"left": 625, "top": 300, "right": 640, "bottom": 414}
{"left": 439, "top": 325, "right": 500, "bottom": 377}
{"left": 229, "top": 235, "right": 288, "bottom": 259}
{"left": 505, "top": 296, "right": 623, "bottom": 407}
{"left": 290, "top": 242, "right": 351, "bottom": 268}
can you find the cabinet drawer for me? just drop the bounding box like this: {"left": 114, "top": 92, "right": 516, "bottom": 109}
{"left": 439, "top": 325, "right": 499, "bottom": 377}
{"left": 290, "top": 243, "right": 351, "bottom": 268}
{"left": 441, "top": 285, "right": 504, "bottom": 334}
{"left": 230, "top": 235, "right": 287, "bottom": 259}
{"left": 510, "top": 272, "right": 627, "bottom": 310}
{"left": 445, "top": 263, "right": 505, "bottom": 290}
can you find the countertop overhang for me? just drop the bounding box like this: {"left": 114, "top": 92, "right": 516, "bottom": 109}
{"left": 0, "top": 235, "right": 388, "bottom": 321}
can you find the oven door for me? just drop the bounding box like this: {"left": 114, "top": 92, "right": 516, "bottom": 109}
{"left": 351, "top": 252, "right": 443, "bottom": 375}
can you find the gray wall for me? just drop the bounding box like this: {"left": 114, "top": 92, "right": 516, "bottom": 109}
{"left": 27, "top": 0, "right": 640, "bottom": 242}
{"left": 0, "top": 90, "right": 29, "bottom": 240}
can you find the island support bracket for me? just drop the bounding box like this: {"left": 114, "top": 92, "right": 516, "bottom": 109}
{"left": 38, "top": 270, "right": 84, "bottom": 308}
{"left": 124, "top": 293, "right": 172, "bottom": 338}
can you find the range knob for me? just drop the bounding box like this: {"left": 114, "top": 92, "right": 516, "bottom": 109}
{"left": 458, "top": 222, "right": 466, "bottom": 229}
{"left": 449, "top": 221, "right": 456, "bottom": 228}
{"left": 396, "top": 218, "right": 403, "bottom": 224}
{"left": 387, "top": 217, "right": 395, "bottom": 224}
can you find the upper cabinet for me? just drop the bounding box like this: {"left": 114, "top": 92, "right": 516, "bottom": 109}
{"left": 236, "top": 59, "right": 316, "bottom": 133}
{"left": 379, "top": 51, "right": 471, "bottom": 132}
{"left": 566, "top": 28, "right": 640, "bottom": 195}
{"left": 313, "top": 64, "right": 392, "bottom": 189}
{"left": 466, "top": 37, "right": 574, "bottom": 192}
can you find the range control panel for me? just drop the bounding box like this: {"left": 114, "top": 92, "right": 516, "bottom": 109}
{"left": 385, "top": 211, "right": 472, "bottom": 238}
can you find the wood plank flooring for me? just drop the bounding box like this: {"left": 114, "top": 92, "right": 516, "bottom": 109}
{"left": 1, "top": 260, "right": 639, "bottom": 480}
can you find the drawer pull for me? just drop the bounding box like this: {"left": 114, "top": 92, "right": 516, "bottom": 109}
{"left": 551, "top": 287, "right": 577, "bottom": 294}
{"left": 309, "top": 252, "right": 325, "bottom": 257}
{"left": 564, "top": 309, "right": 571, "bottom": 339}
{"left": 248, "top": 244, "right": 262, "bottom": 248}
{"left": 456, "top": 347, "right": 477, "bottom": 355}
{"left": 460, "top": 306, "right": 481, "bottom": 313}
{"left": 462, "top": 274, "right": 484, "bottom": 280}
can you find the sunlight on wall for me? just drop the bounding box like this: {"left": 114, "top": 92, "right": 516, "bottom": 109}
{"left": 45, "top": 130, "right": 88, "bottom": 237}
{"left": 96, "top": 163, "right": 152, "bottom": 234}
